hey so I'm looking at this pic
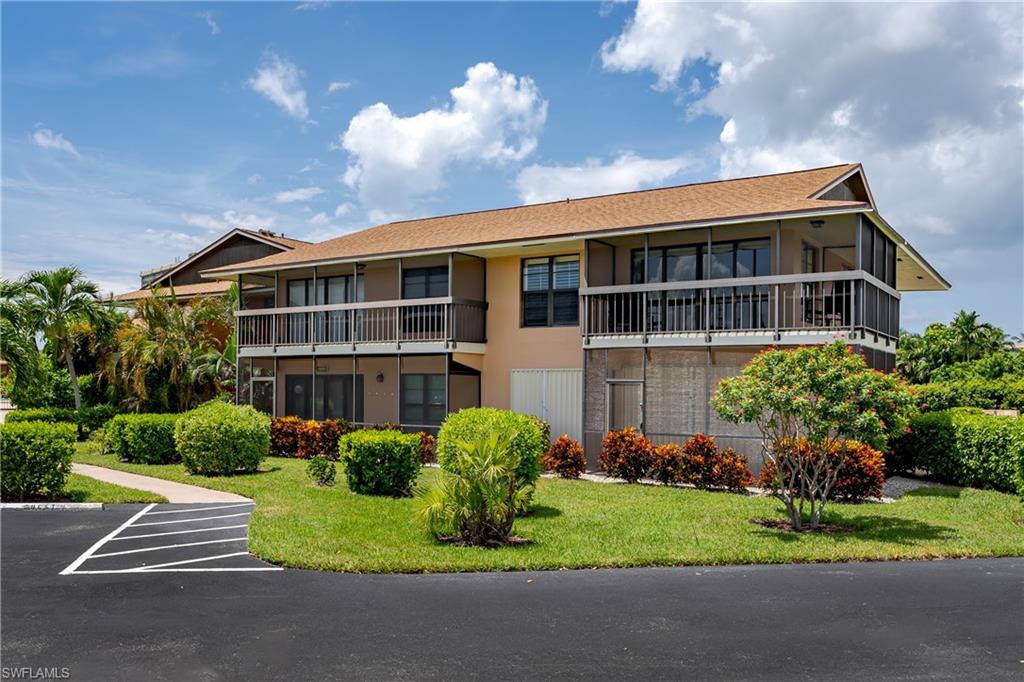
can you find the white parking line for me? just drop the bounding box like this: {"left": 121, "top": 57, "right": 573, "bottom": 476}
{"left": 133, "top": 551, "right": 253, "bottom": 570}
{"left": 110, "top": 524, "right": 249, "bottom": 541}
{"left": 60, "top": 504, "right": 156, "bottom": 575}
{"left": 128, "top": 512, "right": 251, "bottom": 527}
{"left": 61, "top": 504, "right": 282, "bottom": 575}
{"left": 144, "top": 502, "right": 254, "bottom": 516}
{"left": 91, "top": 537, "right": 248, "bottom": 559}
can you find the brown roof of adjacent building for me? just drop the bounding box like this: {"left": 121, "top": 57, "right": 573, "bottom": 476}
{"left": 112, "top": 280, "right": 241, "bottom": 302}
{"left": 205, "top": 164, "right": 867, "bottom": 275}
{"left": 237, "top": 228, "right": 310, "bottom": 250}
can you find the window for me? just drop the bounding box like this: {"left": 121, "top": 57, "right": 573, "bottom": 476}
{"left": 401, "top": 374, "right": 446, "bottom": 426}
{"left": 402, "top": 266, "right": 448, "bottom": 299}
{"left": 284, "top": 374, "right": 364, "bottom": 421}
{"left": 521, "top": 255, "right": 579, "bottom": 327}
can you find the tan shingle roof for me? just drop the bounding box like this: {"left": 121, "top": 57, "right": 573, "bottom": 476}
{"left": 237, "top": 228, "right": 310, "bottom": 249}
{"left": 205, "top": 164, "right": 866, "bottom": 275}
{"left": 111, "top": 281, "right": 240, "bottom": 302}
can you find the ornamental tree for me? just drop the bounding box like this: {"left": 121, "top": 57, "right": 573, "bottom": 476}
{"left": 712, "top": 341, "right": 916, "bottom": 530}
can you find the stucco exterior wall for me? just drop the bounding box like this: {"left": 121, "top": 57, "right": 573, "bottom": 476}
{"left": 479, "top": 253, "right": 583, "bottom": 410}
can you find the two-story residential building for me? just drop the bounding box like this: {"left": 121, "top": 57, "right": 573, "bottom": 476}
{"left": 202, "top": 164, "right": 947, "bottom": 465}
{"left": 113, "top": 228, "right": 308, "bottom": 304}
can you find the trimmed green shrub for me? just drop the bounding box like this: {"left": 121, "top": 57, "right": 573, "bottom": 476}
{"left": 106, "top": 413, "right": 179, "bottom": 464}
{"left": 339, "top": 429, "right": 420, "bottom": 496}
{"left": 307, "top": 455, "right": 337, "bottom": 487}
{"left": 541, "top": 435, "right": 586, "bottom": 479}
{"left": 892, "top": 408, "right": 1024, "bottom": 493}
{"left": 175, "top": 401, "right": 270, "bottom": 475}
{"left": 5, "top": 404, "right": 117, "bottom": 440}
{"left": 913, "top": 378, "right": 1024, "bottom": 412}
{"left": 0, "top": 422, "right": 75, "bottom": 500}
{"left": 437, "top": 407, "right": 545, "bottom": 486}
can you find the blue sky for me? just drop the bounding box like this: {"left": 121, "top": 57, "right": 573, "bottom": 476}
{"left": 2, "top": 2, "right": 1022, "bottom": 333}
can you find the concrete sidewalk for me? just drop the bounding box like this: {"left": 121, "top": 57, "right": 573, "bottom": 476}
{"left": 71, "top": 463, "right": 250, "bottom": 503}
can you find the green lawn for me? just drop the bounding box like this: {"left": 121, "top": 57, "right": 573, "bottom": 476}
{"left": 62, "top": 472, "right": 168, "bottom": 504}
{"left": 74, "top": 443, "right": 1024, "bottom": 573}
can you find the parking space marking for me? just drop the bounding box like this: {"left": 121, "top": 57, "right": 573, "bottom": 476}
{"left": 129, "top": 512, "right": 253, "bottom": 527}
{"left": 110, "top": 524, "right": 249, "bottom": 541}
{"left": 91, "top": 537, "right": 249, "bottom": 559}
{"left": 60, "top": 504, "right": 156, "bottom": 575}
{"left": 60, "top": 503, "right": 282, "bottom": 575}
{"left": 144, "top": 502, "right": 254, "bottom": 516}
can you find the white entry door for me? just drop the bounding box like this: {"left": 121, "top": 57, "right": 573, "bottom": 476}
{"left": 510, "top": 368, "right": 582, "bottom": 442}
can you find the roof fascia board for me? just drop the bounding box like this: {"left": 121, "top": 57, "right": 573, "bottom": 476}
{"left": 154, "top": 228, "right": 292, "bottom": 286}
{"left": 201, "top": 205, "right": 867, "bottom": 280}
{"left": 863, "top": 210, "right": 950, "bottom": 290}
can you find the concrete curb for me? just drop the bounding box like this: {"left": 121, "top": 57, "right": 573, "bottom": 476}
{"left": 1, "top": 502, "right": 104, "bottom": 510}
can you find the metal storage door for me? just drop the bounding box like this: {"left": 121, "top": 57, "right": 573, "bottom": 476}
{"left": 510, "top": 368, "right": 582, "bottom": 442}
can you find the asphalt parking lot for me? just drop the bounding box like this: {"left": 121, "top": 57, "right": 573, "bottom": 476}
{"left": 2, "top": 506, "right": 1022, "bottom": 680}
{"left": 60, "top": 502, "right": 279, "bottom": 575}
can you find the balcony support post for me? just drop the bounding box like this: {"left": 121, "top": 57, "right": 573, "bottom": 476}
{"left": 446, "top": 253, "right": 453, "bottom": 347}
{"left": 311, "top": 356, "right": 317, "bottom": 422}
{"left": 273, "top": 272, "right": 279, "bottom": 351}
{"left": 853, "top": 214, "right": 862, "bottom": 340}
{"left": 311, "top": 265, "right": 317, "bottom": 351}
{"left": 236, "top": 275, "right": 243, "bottom": 406}
{"left": 352, "top": 263, "right": 359, "bottom": 349}
{"left": 395, "top": 258, "right": 403, "bottom": 350}
{"left": 774, "top": 220, "right": 781, "bottom": 341}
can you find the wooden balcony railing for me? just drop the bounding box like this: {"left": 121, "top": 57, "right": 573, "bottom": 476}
{"left": 237, "top": 297, "right": 486, "bottom": 348}
{"left": 581, "top": 271, "right": 899, "bottom": 343}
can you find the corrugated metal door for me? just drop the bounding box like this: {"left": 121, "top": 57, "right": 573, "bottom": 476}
{"left": 510, "top": 368, "right": 582, "bottom": 442}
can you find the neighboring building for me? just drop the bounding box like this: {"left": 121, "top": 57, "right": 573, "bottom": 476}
{"left": 202, "top": 164, "right": 948, "bottom": 465}
{"left": 113, "top": 228, "right": 308, "bottom": 304}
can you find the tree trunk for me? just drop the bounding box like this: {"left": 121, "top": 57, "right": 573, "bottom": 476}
{"left": 64, "top": 342, "right": 81, "bottom": 411}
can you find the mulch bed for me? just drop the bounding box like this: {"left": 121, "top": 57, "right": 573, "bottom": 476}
{"left": 751, "top": 518, "right": 858, "bottom": 534}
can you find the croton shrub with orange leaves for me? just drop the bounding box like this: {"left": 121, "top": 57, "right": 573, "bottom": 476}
{"left": 599, "top": 427, "right": 654, "bottom": 483}
{"left": 270, "top": 416, "right": 303, "bottom": 457}
{"left": 542, "top": 435, "right": 587, "bottom": 479}
{"left": 759, "top": 438, "right": 885, "bottom": 502}
{"left": 649, "top": 434, "right": 753, "bottom": 491}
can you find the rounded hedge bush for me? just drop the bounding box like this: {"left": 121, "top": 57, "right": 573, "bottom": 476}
{"left": 174, "top": 401, "right": 270, "bottom": 475}
{"left": 338, "top": 429, "right": 420, "bottom": 496}
{"left": 0, "top": 422, "right": 75, "bottom": 501}
{"left": 436, "top": 407, "right": 545, "bottom": 486}
{"left": 106, "top": 413, "right": 179, "bottom": 464}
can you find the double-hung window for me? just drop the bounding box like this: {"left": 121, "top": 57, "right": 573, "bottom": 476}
{"left": 521, "top": 255, "right": 579, "bottom": 327}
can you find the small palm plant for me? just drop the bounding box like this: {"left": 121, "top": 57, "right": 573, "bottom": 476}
{"left": 414, "top": 430, "right": 533, "bottom": 547}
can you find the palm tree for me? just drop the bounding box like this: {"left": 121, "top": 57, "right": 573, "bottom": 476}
{"left": 107, "top": 290, "right": 230, "bottom": 412}
{"left": 0, "top": 280, "right": 42, "bottom": 396}
{"left": 19, "top": 268, "right": 99, "bottom": 410}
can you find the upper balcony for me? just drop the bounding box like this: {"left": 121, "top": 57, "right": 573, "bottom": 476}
{"left": 235, "top": 253, "right": 487, "bottom": 356}
{"left": 580, "top": 213, "right": 900, "bottom": 348}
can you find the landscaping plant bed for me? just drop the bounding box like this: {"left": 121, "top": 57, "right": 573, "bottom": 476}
{"left": 74, "top": 443, "right": 1024, "bottom": 573}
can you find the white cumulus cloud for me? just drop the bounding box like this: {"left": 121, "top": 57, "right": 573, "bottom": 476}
{"left": 326, "top": 80, "right": 350, "bottom": 94}
{"left": 31, "top": 127, "right": 80, "bottom": 157}
{"left": 334, "top": 202, "right": 354, "bottom": 218}
{"left": 515, "top": 153, "right": 690, "bottom": 204}
{"left": 308, "top": 212, "right": 330, "bottom": 226}
{"left": 183, "top": 210, "right": 275, "bottom": 232}
{"left": 337, "top": 62, "right": 548, "bottom": 221}
{"left": 248, "top": 52, "right": 309, "bottom": 120}
{"left": 602, "top": 0, "right": 1024, "bottom": 330}
{"left": 274, "top": 186, "right": 323, "bottom": 203}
